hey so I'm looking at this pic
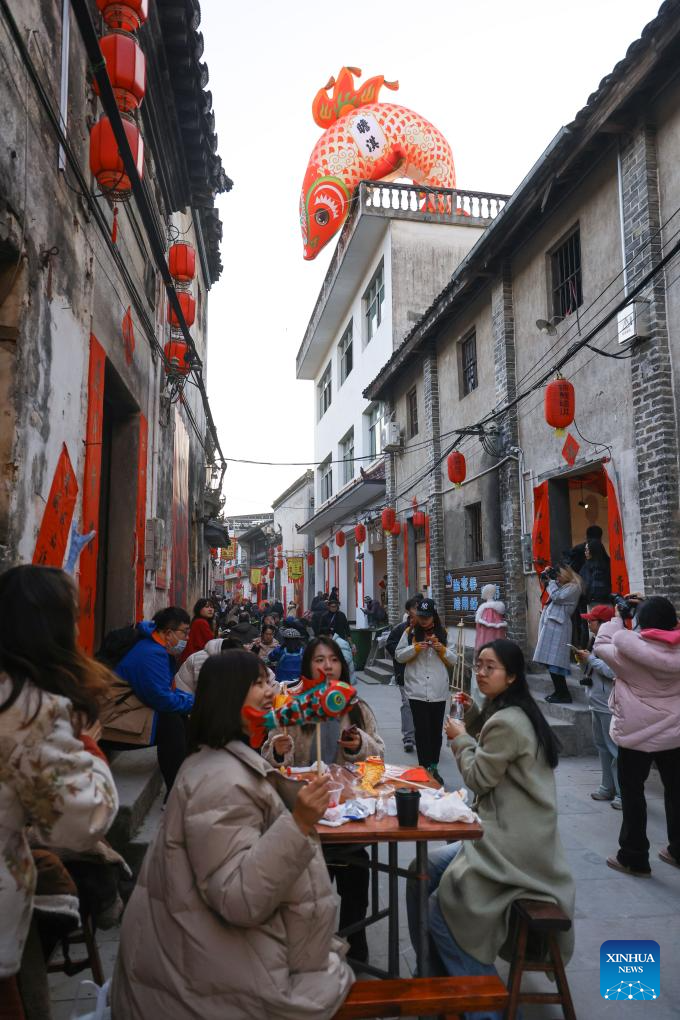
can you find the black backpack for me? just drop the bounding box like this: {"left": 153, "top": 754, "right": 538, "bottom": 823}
{"left": 95, "top": 624, "right": 142, "bottom": 669}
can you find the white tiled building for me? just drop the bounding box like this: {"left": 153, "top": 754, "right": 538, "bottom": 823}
{"left": 295, "top": 182, "right": 506, "bottom": 624}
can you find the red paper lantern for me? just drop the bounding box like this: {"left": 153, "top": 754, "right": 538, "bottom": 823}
{"left": 89, "top": 115, "right": 143, "bottom": 200}
{"left": 413, "top": 511, "right": 426, "bottom": 528}
{"left": 447, "top": 451, "right": 466, "bottom": 487}
{"left": 268, "top": 568, "right": 275, "bottom": 579}
{"left": 95, "top": 33, "right": 145, "bottom": 112}
{"left": 168, "top": 243, "right": 196, "bottom": 284}
{"left": 277, "top": 544, "right": 283, "bottom": 553}
{"left": 545, "top": 377, "right": 575, "bottom": 434}
{"left": 276, "top": 558, "right": 284, "bottom": 570}
{"left": 167, "top": 292, "right": 196, "bottom": 328}
{"left": 381, "top": 508, "right": 396, "bottom": 532}
{"left": 163, "top": 339, "right": 191, "bottom": 376}
{"left": 354, "top": 523, "right": 366, "bottom": 544}
{"left": 335, "top": 531, "right": 346, "bottom": 548}
{"left": 96, "top": 0, "right": 149, "bottom": 31}
{"left": 391, "top": 521, "right": 401, "bottom": 537}
{"left": 321, "top": 544, "right": 330, "bottom": 560}
{"left": 237, "top": 569, "right": 242, "bottom": 577}
{"left": 307, "top": 552, "right": 315, "bottom": 567}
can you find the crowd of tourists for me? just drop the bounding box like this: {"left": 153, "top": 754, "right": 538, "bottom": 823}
{"left": 1, "top": 561, "right": 678, "bottom": 1019}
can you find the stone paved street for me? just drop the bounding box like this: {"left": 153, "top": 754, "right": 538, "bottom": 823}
{"left": 50, "top": 673, "right": 679, "bottom": 1018}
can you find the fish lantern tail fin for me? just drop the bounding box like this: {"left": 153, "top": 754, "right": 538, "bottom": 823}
{"left": 241, "top": 706, "right": 267, "bottom": 749}
{"left": 312, "top": 67, "right": 399, "bottom": 128}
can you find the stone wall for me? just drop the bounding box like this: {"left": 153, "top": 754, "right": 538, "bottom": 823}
{"left": 622, "top": 124, "right": 680, "bottom": 603}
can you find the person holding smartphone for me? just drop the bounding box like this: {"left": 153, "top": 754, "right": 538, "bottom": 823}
{"left": 395, "top": 598, "right": 455, "bottom": 784}
{"left": 573, "top": 605, "right": 621, "bottom": 809}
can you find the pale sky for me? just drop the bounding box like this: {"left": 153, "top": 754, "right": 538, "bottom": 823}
{"left": 201, "top": 0, "right": 662, "bottom": 516}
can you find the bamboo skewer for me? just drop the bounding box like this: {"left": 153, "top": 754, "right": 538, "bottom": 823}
{"left": 316, "top": 723, "right": 322, "bottom": 776}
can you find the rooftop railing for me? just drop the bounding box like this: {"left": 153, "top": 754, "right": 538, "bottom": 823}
{"left": 360, "top": 180, "right": 509, "bottom": 222}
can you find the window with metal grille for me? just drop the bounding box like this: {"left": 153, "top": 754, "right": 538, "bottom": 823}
{"left": 317, "top": 362, "right": 332, "bottom": 420}
{"left": 367, "top": 402, "right": 384, "bottom": 459}
{"left": 551, "top": 228, "right": 583, "bottom": 319}
{"left": 407, "top": 387, "right": 419, "bottom": 438}
{"left": 364, "top": 259, "right": 385, "bottom": 343}
{"left": 465, "top": 502, "right": 483, "bottom": 563}
{"left": 340, "top": 428, "right": 354, "bottom": 485}
{"left": 338, "top": 321, "right": 353, "bottom": 385}
{"left": 319, "top": 456, "right": 333, "bottom": 503}
{"left": 461, "top": 331, "right": 478, "bottom": 395}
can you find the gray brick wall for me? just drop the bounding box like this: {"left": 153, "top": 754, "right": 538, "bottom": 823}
{"left": 492, "top": 262, "right": 528, "bottom": 649}
{"left": 423, "top": 341, "right": 446, "bottom": 614}
{"left": 622, "top": 125, "right": 680, "bottom": 603}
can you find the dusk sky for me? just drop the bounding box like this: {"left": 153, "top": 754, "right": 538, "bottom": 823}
{"left": 201, "top": 0, "right": 662, "bottom": 516}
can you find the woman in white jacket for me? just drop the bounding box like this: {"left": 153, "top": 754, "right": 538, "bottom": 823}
{"left": 395, "top": 597, "right": 455, "bottom": 784}
{"left": 0, "top": 566, "right": 118, "bottom": 1012}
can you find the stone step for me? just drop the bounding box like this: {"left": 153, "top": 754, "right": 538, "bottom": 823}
{"left": 528, "top": 671, "right": 595, "bottom": 756}
{"left": 362, "top": 662, "right": 394, "bottom": 683}
{"left": 105, "top": 746, "right": 163, "bottom": 855}
{"left": 125, "top": 792, "right": 164, "bottom": 878}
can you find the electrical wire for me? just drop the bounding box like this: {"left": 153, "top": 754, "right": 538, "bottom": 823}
{"left": 385, "top": 222, "right": 680, "bottom": 513}
{"left": 0, "top": 0, "right": 226, "bottom": 478}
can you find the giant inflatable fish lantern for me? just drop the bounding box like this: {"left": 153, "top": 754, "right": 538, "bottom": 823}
{"left": 300, "top": 66, "right": 456, "bottom": 260}
{"left": 242, "top": 676, "right": 357, "bottom": 749}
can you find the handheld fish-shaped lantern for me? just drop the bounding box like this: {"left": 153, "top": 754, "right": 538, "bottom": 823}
{"left": 243, "top": 677, "right": 357, "bottom": 749}
{"left": 300, "top": 67, "right": 456, "bottom": 260}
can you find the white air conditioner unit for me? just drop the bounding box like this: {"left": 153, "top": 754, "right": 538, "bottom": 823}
{"left": 381, "top": 421, "right": 402, "bottom": 452}
{"left": 617, "top": 299, "right": 650, "bottom": 345}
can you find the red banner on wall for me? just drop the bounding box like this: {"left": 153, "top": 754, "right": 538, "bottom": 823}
{"left": 532, "top": 481, "right": 551, "bottom": 605}
{"left": 33, "top": 444, "right": 78, "bottom": 567}
{"left": 603, "top": 464, "right": 630, "bottom": 596}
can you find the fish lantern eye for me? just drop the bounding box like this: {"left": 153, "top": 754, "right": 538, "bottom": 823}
{"left": 315, "top": 209, "right": 330, "bottom": 226}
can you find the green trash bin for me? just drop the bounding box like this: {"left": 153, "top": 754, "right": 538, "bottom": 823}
{"left": 350, "top": 627, "right": 373, "bottom": 670}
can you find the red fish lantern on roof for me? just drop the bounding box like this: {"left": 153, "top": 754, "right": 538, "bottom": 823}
{"left": 300, "top": 67, "right": 456, "bottom": 260}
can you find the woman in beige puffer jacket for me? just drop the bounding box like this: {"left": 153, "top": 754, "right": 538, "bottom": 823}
{"left": 112, "top": 649, "right": 353, "bottom": 1020}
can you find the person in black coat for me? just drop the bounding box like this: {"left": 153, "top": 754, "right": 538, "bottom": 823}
{"left": 320, "top": 597, "right": 350, "bottom": 639}
{"left": 384, "top": 596, "right": 422, "bottom": 753}
{"left": 579, "top": 538, "right": 612, "bottom": 606}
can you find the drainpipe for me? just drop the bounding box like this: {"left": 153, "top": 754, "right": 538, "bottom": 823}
{"left": 617, "top": 143, "right": 629, "bottom": 299}
{"left": 509, "top": 446, "right": 527, "bottom": 536}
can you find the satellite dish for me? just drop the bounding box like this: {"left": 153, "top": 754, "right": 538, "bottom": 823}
{"left": 536, "top": 318, "right": 558, "bottom": 336}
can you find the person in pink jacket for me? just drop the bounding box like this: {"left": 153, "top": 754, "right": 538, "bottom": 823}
{"left": 593, "top": 596, "right": 680, "bottom": 877}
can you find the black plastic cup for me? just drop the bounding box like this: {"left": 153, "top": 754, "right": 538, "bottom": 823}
{"left": 395, "top": 788, "right": 420, "bottom": 828}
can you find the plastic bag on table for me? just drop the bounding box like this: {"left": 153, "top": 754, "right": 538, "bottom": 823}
{"left": 419, "top": 788, "right": 479, "bottom": 823}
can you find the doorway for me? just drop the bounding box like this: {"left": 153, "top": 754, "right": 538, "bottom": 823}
{"left": 94, "top": 362, "right": 141, "bottom": 647}
{"left": 547, "top": 467, "right": 609, "bottom": 564}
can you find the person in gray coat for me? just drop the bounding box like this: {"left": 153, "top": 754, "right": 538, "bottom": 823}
{"left": 573, "top": 604, "right": 621, "bottom": 809}
{"left": 533, "top": 564, "right": 583, "bottom": 703}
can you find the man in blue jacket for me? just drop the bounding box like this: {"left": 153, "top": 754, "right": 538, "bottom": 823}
{"left": 116, "top": 606, "right": 192, "bottom": 797}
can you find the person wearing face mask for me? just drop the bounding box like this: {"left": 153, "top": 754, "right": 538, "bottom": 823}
{"left": 113, "top": 606, "right": 193, "bottom": 798}
{"left": 395, "top": 598, "right": 455, "bottom": 784}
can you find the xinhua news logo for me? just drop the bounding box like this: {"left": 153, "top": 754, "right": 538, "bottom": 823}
{"left": 600, "top": 940, "right": 660, "bottom": 1001}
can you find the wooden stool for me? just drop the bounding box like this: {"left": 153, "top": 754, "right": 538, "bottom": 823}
{"left": 332, "top": 975, "right": 509, "bottom": 1019}
{"left": 46, "top": 913, "right": 105, "bottom": 986}
{"left": 505, "top": 899, "right": 575, "bottom": 1020}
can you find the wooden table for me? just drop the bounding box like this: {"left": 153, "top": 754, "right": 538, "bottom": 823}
{"left": 314, "top": 774, "right": 483, "bottom": 979}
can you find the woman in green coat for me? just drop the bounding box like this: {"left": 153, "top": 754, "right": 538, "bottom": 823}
{"left": 407, "top": 639, "right": 575, "bottom": 1020}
